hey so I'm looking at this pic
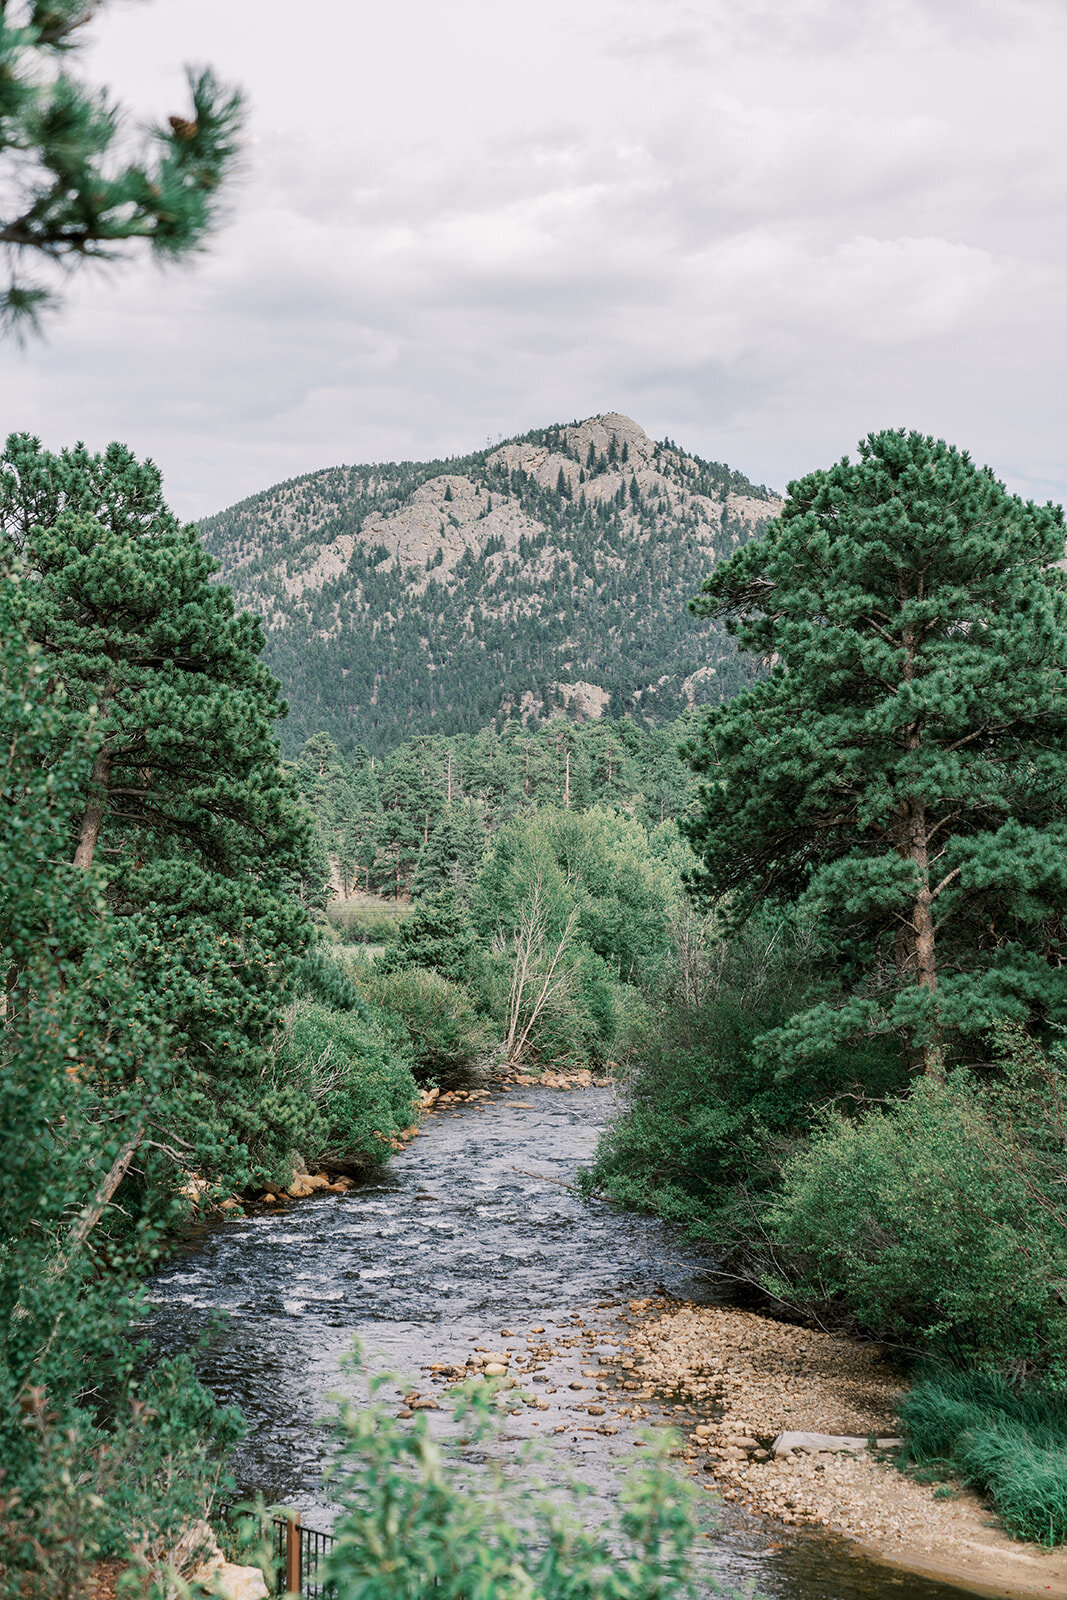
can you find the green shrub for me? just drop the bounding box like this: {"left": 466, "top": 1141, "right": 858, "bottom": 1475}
{"left": 587, "top": 910, "right": 905, "bottom": 1248}
{"left": 356, "top": 964, "right": 489, "bottom": 1082}
{"left": 473, "top": 806, "right": 676, "bottom": 988}
{"left": 0, "top": 1358, "right": 242, "bottom": 1600}
{"left": 901, "top": 1372, "right": 1067, "bottom": 1544}
{"left": 378, "top": 888, "right": 481, "bottom": 985}
{"left": 475, "top": 938, "right": 634, "bottom": 1073}
{"left": 768, "top": 1072, "right": 1067, "bottom": 1368}
{"left": 311, "top": 1356, "right": 710, "bottom": 1600}
{"left": 328, "top": 896, "right": 408, "bottom": 945}
{"left": 261, "top": 997, "right": 417, "bottom": 1175}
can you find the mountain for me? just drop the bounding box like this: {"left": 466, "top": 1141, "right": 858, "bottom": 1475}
{"left": 199, "top": 413, "right": 782, "bottom": 758}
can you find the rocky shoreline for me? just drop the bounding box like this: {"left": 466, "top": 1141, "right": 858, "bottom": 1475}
{"left": 620, "top": 1297, "right": 1067, "bottom": 1599}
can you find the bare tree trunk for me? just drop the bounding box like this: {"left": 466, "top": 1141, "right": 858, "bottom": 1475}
{"left": 58, "top": 1127, "right": 143, "bottom": 1267}
{"left": 72, "top": 744, "right": 112, "bottom": 871}
{"left": 504, "top": 884, "right": 579, "bottom": 1065}
{"left": 895, "top": 616, "right": 941, "bottom": 1074}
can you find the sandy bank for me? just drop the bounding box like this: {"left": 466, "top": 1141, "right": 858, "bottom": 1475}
{"left": 617, "top": 1298, "right": 1067, "bottom": 1599}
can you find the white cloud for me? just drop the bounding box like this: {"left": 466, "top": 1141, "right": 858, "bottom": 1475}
{"left": 0, "top": 0, "right": 1063, "bottom": 516}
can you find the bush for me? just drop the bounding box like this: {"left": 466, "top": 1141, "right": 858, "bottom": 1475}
{"left": 355, "top": 964, "right": 489, "bottom": 1082}
{"left": 767, "top": 1070, "right": 1067, "bottom": 1369}
{"left": 587, "top": 909, "right": 905, "bottom": 1248}
{"left": 260, "top": 996, "right": 417, "bottom": 1176}
{"left": 473, "top": 806, "right": 676, "bottom": 989}
{"left": 0, "top": 1358, "right": 242, "bottom": 1600}
{"left": 328, "top": 896, "right": 408, "bottom": 945}
{"left": 378, "top": 888, "right": 481, "bottom": 985}
{"left": 901, "top": 1372, "right": 1067, "bottom": 1545}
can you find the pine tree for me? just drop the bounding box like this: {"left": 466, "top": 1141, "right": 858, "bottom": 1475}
{"left": 0, "top": 4, "right": 243, "bottom": 331}
{"left": 684, "top": 429, "right": 1067, "bottom": 1073}
{"left": 2, "top": 434, "right": 313, "bottom": 1169}
{"left": 378, "top": 887, "right": 479, "bottom": 984}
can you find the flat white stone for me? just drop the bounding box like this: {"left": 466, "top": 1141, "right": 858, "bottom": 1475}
{"left": 771, "top": 1430, "right": 903, "bottom": 1458}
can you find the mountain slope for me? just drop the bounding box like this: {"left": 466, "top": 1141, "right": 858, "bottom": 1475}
{"left": 199, "top": 413, "right": 781, "bottom": 758}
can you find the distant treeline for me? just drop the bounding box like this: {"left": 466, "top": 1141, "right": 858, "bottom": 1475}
{"left": 288, "top": 712, "right": 703, "bottom": 904}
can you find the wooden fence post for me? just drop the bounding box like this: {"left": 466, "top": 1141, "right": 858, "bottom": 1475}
{"left": 285, "top": 1512, "right": 301, "bottom": 1595}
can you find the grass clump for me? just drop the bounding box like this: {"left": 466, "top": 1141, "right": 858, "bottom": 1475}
{"left": 901, "top": 1372, "right": 1067, "bottom": 1545}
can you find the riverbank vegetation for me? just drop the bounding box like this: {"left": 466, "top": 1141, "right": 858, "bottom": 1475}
{"left": 0, "top": 435, "right": 419, "bottom": 1596}
{"left": 7, "top": 420, "right": 1067, "bottom": 1586}
{"left": 588, "top": 431, "right": 1067, "bottom": 1540}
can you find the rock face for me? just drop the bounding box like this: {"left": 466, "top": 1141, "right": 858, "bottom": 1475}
{"left": 199, "top": 414, "right": 781, "bottom": 757}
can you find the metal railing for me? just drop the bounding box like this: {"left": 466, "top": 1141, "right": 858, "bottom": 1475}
{"left": 270, "top": 1511, "right": 337, "bottom": 1598}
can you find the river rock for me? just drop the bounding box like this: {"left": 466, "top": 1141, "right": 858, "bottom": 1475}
{"left": 771, "top": 1431, "right": 903, "bottom": 1458}
{"left": 287, "top": 1173, "right": 331, "bottom": 1198}
{"left": 484, "top": 1362, "right": 508, "bottom": 1376}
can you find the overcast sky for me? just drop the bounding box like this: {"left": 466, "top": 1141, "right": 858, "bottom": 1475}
{"left": 0, "top": 0, "right": 1064, "bottom": 518}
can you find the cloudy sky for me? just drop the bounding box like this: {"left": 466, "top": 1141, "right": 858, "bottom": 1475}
{"left": 1, "top": 0, "right": 1064, "bottom": 518}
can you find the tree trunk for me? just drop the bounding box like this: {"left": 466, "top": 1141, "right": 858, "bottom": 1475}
{"left": 72, "top": 744, "right": 112, "bottom": 871}
{"left": 58, "top": 1127, "right": 144, "bottom": 1267}
{"left": 896, "top": 790, "right": 942, "bottom": 1076}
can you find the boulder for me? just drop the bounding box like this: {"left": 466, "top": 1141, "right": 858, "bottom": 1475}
{"left": 191, "top": 1556, "right": 269, "bottom": 1599}
{"left": 286, "top": 1172, "right": 331, "bottom": 1199}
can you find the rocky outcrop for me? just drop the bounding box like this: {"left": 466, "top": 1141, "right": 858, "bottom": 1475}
{"left": 199, "top": 412, "right": 782, "bottom": 756}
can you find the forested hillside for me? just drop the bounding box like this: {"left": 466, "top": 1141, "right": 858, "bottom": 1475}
{"left": 199, "top": 413, "right": 780, "bottom": 757}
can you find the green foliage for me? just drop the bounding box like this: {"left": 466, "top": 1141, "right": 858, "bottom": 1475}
{"left": 0, "top": 569, "right": 241, "bottom": 1596}
{"left": 379, "top": 888, "right": 481, "bottom": 985}
{"left": 290, "top": 715, "right": 704, "bottom": 904}
{"left": 354, "top": 963, "right": 489, "bottom": 1083}
{"left": 250, "top": 944, "right": 419, "bottom": 1175}
{"left": 684, "top": 429, "right": 1067, "bottom": 1073}
{"left": 0, "top": 1361, "right": 242, "bottom": 1600}
{"left": 329, "top": 897, "right": 408, "bottom": 945}
{"left": 767, "top": 1063, "right": 1067, "bottom": 1370}
{"left": 586, "top": 910, "right": 905, "bottom": 1244}
{"left": 0, "top": 5, "right": 243, "bottom": 330}
{"left": 317, "top": 1356, "right": 707, "bottom": 1600}
{"left": 473, "top": 807, "right": 676, "bottom": 987}
{"left": 0, "top": 433, "right": 315, "bottom": 1189}
{"left": 197, "top": 421, "right": 775, "bottom": 759}
{"left": 900, "top": 1372, "right": 1067, "bottom": 1545}
{"left": 266, "top": 996, "right": 417, "bottom": 1174}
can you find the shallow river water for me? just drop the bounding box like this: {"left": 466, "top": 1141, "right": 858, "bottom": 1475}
{"left": 150, "top": 1084, "right": 979, "bottom": 1600}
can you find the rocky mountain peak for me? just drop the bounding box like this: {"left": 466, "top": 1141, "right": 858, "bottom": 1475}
{"left": 199, "top": 415, "right": 781, "bottom": 757}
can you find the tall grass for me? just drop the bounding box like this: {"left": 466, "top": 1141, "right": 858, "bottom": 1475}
{"left": 901, "top": 1372, "right": 1067, "bottom": 1545}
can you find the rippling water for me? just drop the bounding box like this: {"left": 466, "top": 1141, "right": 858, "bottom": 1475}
{"left": 149, "top": 1085, "right": 973, "bottom": 1599}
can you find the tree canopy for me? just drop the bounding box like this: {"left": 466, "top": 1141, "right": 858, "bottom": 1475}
{"left": 683, "top": 429, "right": 1067, "bottom": 1073}
{"left": 1, "top": 431, "right": 315, "bottom": 1183}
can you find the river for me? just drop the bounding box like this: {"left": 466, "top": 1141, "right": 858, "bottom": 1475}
{"left": 149, "top": 1083, "right": 976, "bottom": 1600}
